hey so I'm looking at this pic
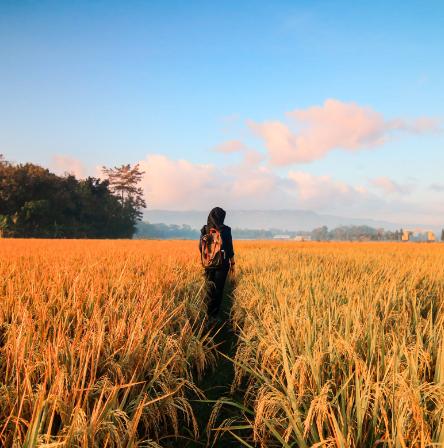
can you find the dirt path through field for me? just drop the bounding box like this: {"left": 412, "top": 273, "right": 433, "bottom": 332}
{"left": 184, "top": 278, "right": 248, "bottom": 447}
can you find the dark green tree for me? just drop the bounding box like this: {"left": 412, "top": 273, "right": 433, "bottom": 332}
{"left": 0, "top": 157, "right": 141, "bottom": 238}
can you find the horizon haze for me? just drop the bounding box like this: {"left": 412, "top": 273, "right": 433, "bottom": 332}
{"left": 144, "top": 209, "right": 442, "bottom": 234}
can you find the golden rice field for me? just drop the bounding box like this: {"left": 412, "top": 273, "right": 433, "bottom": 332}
{"left": 1, "top": 240, "right": 443, "bottom": 447}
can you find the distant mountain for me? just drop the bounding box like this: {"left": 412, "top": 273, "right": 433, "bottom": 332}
{"left": 144, "top": 209, "right": 437, "bottom": 233}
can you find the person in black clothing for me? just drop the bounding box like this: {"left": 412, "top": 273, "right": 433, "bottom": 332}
{"left": 199, "top": 207, "right": 235, "bottom": 319}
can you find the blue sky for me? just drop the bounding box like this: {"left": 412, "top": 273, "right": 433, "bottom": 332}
{"left": 1, "top": 0, "right": 443, "bottom": 224}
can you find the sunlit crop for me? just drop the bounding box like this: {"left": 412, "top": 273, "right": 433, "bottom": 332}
{"left": 0, "top": 240, "right": 213, "bottom": 447}
{"left": 1, "top": 240, "right": 443, "bottom": 447}
{"left": 224, "top": 242, "right": 444, "bottom": 447}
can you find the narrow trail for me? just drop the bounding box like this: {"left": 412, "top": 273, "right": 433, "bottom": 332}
{"left": 184, "top": 280, "right": 247, "bottom": 448}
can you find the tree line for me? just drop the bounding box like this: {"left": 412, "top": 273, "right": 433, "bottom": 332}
{"left": 135, "top": 222, "right": 276, "bottom": 240}
{"left": 0, "top": 155, "right": 146, "bottom": 238}
{"left": 136, "top": 223, "right": 425, "bottom": 241}
{"left": 311, "top": 225, "right": 442, "bottom": 242}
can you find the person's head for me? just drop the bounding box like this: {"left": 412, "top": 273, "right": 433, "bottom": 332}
{"left": 207, "top": 207, "right": 226, "bottom": 229}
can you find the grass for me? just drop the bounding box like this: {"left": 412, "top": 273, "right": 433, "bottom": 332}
{"left": 1, "top": 240, "right": 443, "bottom": 447}
{"left": 226, "top": 242, "right": 444, "bottom": 447}
{"left": 0, "top": 240, "right": 215, "bottom": 447}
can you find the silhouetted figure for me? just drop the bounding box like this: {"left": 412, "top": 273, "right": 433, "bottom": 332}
{"left": 199, "top": 207, "right": 235, "bottom": 320}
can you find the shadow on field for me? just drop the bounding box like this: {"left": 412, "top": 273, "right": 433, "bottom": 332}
{"left": 157, "top": 274, "right": 254, "bottom": 448}
{"left": 184, "top": 276, "right": 252, "bottom": 448}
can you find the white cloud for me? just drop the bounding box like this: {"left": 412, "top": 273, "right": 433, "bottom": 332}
{"left": 138, "top": 154, "right": 222, "bottom": 209}
{"left": 249, "top": 99, "right": 440, "bottom": 165}
{"left": 138, "top": 153, "right": 373, "bottom": 212}
{"left": 52, "top": 97, "right": 440, "bottom": 225}
{"left": 46, "top": 150, "right": 442, "bottom": 226}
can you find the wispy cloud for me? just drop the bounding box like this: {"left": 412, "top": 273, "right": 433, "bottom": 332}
{"left": 51, "top": 154, "right": 86, "bottom": 178}
{"left": 249, "top": 99, "right": 440, "bottom": 165}
{"left": 370, "top": 176, "right": 413, "bottom": 195}
{"left": 388, "top": 116, "right": 440, "bottom": 134}
{"left": 288, "top": 171, "right": 368, "bottom": 207}
{"left": 212, "top": 140, "right": 247, "bottom": 153}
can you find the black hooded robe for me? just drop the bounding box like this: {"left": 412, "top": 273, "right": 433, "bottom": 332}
{"left": 199, "top": 207, "right": 234, "bottom": 318}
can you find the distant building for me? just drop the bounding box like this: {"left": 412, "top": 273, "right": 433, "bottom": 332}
{"left": 273, "top": 235, "right": 290, "bottom": 240}
{"left": 402, "top": 229, "right": 436, "bottom": 242}
{"left": 402, "top": 230, "right": 411, "bottom": 241}
{"left": 294, "top": 235, "right": 311, "bottom": 241}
